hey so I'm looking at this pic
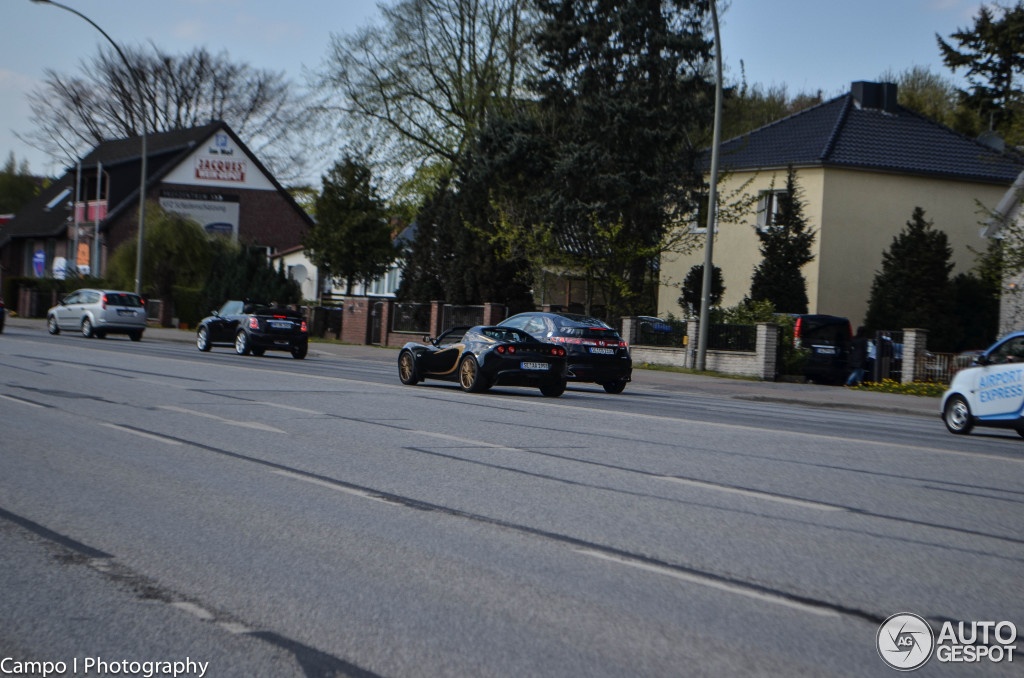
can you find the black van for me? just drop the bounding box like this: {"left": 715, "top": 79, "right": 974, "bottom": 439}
{"left": 794, "top": 314, "right": 853, "bottom": 384}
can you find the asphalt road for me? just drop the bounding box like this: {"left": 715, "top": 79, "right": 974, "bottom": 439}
{"left": 0, "top": 323, "right": 1021, "bottom": 677}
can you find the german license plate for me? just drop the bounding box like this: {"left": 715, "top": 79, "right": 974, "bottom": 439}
{"left": 270, "top": 321, "right": 291, "bottom": 329}
{"left": 521, "top": 362, "right": 549, "bottom": 370}
{"left": 117, "top": 309, "right": 135, "bottom": 316}
{"left": 589, "top": 347, "right": 614, "bottom": 355}
{"left": 814, "top": 346, "right": 836, "bottom": 355}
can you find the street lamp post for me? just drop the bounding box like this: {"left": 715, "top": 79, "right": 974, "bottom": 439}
{"left": 695, "top": 0, "right": 723, "bottom": 371}
{"left": 31, "top": 0, "right": 147, "bottom": 296}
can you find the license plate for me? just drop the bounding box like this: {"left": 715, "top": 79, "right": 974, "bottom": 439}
{"left": 116, "top": 309, "right": 135, "bottom": 316}
{"left": 270, "top": 321, "right": 291, "bottom": 329}
{"left": 589, "top": 347, "right": 614, "bottom": 355}
{"left": 814, "top": 346, "right": 836, "bottom": 355}
{"left": 521, "top": 362, "right": 550, "bottom": 370}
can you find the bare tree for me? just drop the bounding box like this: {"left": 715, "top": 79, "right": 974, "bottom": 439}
{"left": 19, "top": 44, "right": 314, "bottom": 184}
{"left": 313, "top": 0, "right": 536, "bottom": 195}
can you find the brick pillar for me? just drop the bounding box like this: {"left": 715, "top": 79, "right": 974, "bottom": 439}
{"left": 901, "top": 328, "right": 927, "bottom": 384}
{"left": 621, "top": 316, "right": 639, "bottom": 346}
{"left": 482, "top": 302, "right": 505, "bottom": 326}
{"left": 756, "top": 322, "right": 779, "bottom": 381}
{"left": 429, "top": 300, "right": 444, "bottom": 337}
{"left": 341, "top": 297, "right": 370, "bottom": 345}
{"left": 686, "top": 318, "right": 699, "bottom": 368}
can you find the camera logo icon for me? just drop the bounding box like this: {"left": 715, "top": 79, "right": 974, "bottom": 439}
{"left": 877, "top": 613, "right": 935, "bottom": 671}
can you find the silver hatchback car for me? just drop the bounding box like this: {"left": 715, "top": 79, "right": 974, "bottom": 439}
{"left": 46, "top": 288, "right": 147, "bottom": 340}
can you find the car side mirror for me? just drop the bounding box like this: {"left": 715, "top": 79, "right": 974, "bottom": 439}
{"left": 211, "top": 310, "right": 220, "bottom": 317}
{"left": 976, "top": 355, "right": 991, "bottom": 366}
{"left": 423, "top": 335, "right": 434, "bottom": 344}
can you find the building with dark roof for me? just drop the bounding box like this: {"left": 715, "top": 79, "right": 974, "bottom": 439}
{"left": 659, "top": 81, "right": 1024, "bottom": 327}
{"left": 0, "top": 121, "right": 311, "bottom": 286}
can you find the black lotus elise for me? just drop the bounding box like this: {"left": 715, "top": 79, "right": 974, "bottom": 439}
{"left": 397, "top": 325, "right": 568, "bottom": 397}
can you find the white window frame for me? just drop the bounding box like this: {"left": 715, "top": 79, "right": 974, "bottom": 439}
{"left": 757, "top": 189, "right": 785, "bottom": 230}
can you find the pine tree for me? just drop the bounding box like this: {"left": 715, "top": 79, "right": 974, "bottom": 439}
{"left": 864, "top": 207, "right": 956, "bottom": 348}
{"left": 679, "top": 264, "right": 725, "bottom": 316}
{"left": 304, "top": 156, "right": 397, "bottom": 296}
{"left": 749, "top": 168, "right": 816, "bottom": 313}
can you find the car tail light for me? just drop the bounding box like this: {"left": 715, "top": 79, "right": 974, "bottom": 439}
{"left": 794, "top": 317, "right": 803, "bottom": 349}
{"left": 619, "top": 340, "right": 628, "bottom": 349}
{"left": 496, "top": 345, "right": 506, "bottom": 354}
{"left": 551, "top": 346, "right": 566, "bottom": 357}
{"left": 249, "top": 317, "right": 260, "bottom": 329}
{"left": 300, "top": 321, "right": 308, "bottom": 333}
{"left": 101, "top": 294, "right": 108, "bottom": 310}
{"left": 508, "top": 345, "right": 516, "bottom": 354}
{"left": 139, "top": 298, "right": 145, "bottom": 306}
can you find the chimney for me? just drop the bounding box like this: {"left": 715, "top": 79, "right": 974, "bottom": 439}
{"left": 851, "top": 81, "right": 898, "bottom": 113}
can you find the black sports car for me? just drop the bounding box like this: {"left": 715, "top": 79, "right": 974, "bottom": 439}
{"left": 196, "top": 300, "right": 308, "bottom": 359}
{"left": 398, "top": 325, "right": 568, "bottom": 396}
{"left": 498, "top": 312, "right": 632, "bottom": 393}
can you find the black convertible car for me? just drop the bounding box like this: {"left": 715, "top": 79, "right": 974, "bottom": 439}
{"left": 196, "top": 300, "right": 308, "bottom": 359}
{"left": 398, "top": 325, "right": 568, "bottom": 396}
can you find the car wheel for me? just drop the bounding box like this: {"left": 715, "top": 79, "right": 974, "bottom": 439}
{"left": 196, "top": 327, "right": 211, "bottom": 351}
{"left": 398, "top": 351, "right": 420, "bottom": 385}
{"left": 129, "top": 331, "right": 142, "bottom": 342}
{"left": 47, "top": 316, "right": 60, "bottom": 335}
{"left": 95, "top": 330, "right": 107, "bottom": 339}
{"left": 235, "top": 330, "right": 251, "bottom": 356}
{"left": 252, "top": 347, "right": 266, "bottom": 357}
{"left": 539, "top": 380, "right": 566, "bottom": 397}
{"left": 602, "top": 379, "right": 627, "bottom": 394}
{"left": 290, "top": 344, "right": 307, "bottom": 360}
{"left": 458, "top": 355, "right": 488, "bottom": 393}
{"left": 81, "top": 317, "right": 94, "bottom": 338}
{"left": 943, "top": 395, "right": 973, "bottom": 435}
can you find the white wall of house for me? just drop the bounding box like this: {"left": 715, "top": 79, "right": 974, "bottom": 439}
{"left": 659, "top": 166, "right": 1008, "bottom": 327}
{"left": 271, "top": 248, "right": 402, "bottom": 303}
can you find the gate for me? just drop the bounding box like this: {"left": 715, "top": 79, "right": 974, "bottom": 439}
{"left": 872, "top": 330, "right": 904, "bottom": 382}
{"left": 370, "top": 301, "right": 384, "bottom": 345}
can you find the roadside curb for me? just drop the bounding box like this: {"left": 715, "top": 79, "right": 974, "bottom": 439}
{"left": 734, "top": 394, "right": 937, "bottom": 419}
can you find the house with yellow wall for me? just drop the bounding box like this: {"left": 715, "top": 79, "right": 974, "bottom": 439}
{"left": 659, "top": 81, "right": 1024, "bottom": 328}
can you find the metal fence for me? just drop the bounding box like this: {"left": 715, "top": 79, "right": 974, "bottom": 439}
{"left": 441, "top": 304, "right": 485, "bottom": 331}
{"left": 915, "top": 351, "right": 978, "bottom": 384}
{"left": 707, "top": 323, "right": 757, "bottom": 352}
{"left": 391, "top": 302, "right": 431, "bottom": 333}
{"left": 637, "top": 318, "right": 687, "bottom": 348}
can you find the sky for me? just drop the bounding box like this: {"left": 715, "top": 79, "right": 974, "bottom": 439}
{"left": 1, "top": 0, "right": 987, "bottom": 184}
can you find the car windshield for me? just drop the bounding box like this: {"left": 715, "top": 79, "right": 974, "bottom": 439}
{"left": 218, "top": 301, "right": 245, "bottom": 315}
{"left": 480, "top": 327, "right": 534, "bottom": 343}
{"left": 106, "top": 293, "right": 143, "bottom": 308}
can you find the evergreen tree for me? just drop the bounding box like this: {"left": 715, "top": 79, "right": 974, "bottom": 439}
{"left": 200, "top": 241, "right": 300, "bottom": 312}
{"left": 511, "top": 0, "right": 713, "bottom": 317}
{"left": 937, "top": 1, "right": 1024, "bottom": 145}
{"left": 749, "top": 168, "right": 816, "bottom": 313}
{"left": 0, "top": 153, "right": 39, "bottom": 214}
{"left": 864, "top": 207, "right": 957, "bottom": 349}
{"left": 304, "top": 156, "right": 398, "bottom": 296}
{"left": 679, "top": 264, "right": 725, "bottom": 316}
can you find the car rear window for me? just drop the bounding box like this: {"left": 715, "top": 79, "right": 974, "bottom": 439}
{"left": 106, "top": 293, "right": 143, "bottom": 307}
{"left": 554, "top": 317, "right": 620, "bottom": 340}
{"left": 799, "top": 318, "right": 850, "bottom": 345}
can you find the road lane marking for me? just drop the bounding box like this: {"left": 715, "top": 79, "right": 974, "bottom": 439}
{"left": 99, "top": 422, "right": 182, "bottom": 445}
{"left": 252, "top": 401, "right": 324, "bottom": 415}
{"left": 159, "top": 405, "right": 287, "bottom": 433}
{"left": 271, "top": 470, "right": 394, "bottom": 505}
{"left": 574, "top": 548, "right": 839, "bottom": 618}
{"left": 171, "top": 601, "right": 215, "bottom": 621}
{"left": 0, "top": 394, "right": 46, "bottom": 408}
{"left": 658, "top": 476, "right": 845, "bottom": 511}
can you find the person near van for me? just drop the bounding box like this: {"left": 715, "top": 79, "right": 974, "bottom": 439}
{"left": 846, "top": 327, "right": 870, "bottom": 386}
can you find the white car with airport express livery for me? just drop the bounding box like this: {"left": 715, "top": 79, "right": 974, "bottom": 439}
{"left": 941, "top": 331, "right": 1024, "bottom": 437}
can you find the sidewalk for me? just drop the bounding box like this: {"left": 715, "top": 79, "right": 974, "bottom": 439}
{"left": 3, "top": 315, "right": 940, "bottom": 419}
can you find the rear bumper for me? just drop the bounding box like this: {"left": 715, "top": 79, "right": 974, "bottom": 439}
{"left": 566, "top": 359, "right": 632, "bottom": 384}
{"left": 249, "top": 332, "right": 307, "bottom": 350}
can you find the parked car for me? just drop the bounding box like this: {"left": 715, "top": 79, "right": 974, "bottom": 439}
{"left": 941, "top": 331, "right": 1024, "bottom": 437}
{"left": 46, "top": 288, "right": 146, "bottom": 340}
{"left": 793, "top": 314, "right": 852, "bottom": 384}
{"left": 196, "top": 300, "right": 308, "bottom": 359}
{"left": 398, "top": 325, "right": 568, "bottom": 396}
{"left": 498, "top": 312, "right": 632, "bottom": 393}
